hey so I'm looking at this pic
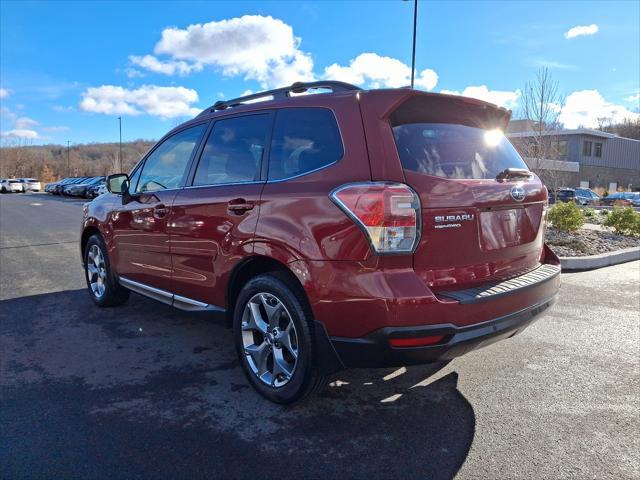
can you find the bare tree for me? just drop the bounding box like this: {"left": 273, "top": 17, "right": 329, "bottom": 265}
{"left": 515, "top": 67, "right": 567, "bottom": 195}
{"left": 598, "top": 117, "right": 640, "bottom": 140}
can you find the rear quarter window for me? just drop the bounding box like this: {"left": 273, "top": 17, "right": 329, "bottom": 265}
{"left": 268, "top": 108, "right": 343, "bottom": 181}
{"left": 393, "top": 123, "right": 528, "bottom": 180}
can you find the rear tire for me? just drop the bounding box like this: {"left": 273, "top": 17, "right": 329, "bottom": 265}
{"left": 233, "top": 273, "right": 328, "bottom": 404}
{"left": 84, "top": 234, "right": 129, "bottom": 307}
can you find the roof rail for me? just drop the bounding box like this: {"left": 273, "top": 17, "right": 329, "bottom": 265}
{"left": 198, "top": 81, "right": 361, "bottom": 116}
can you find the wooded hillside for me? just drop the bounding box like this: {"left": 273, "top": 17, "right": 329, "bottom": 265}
{"left": 0, "top": 140, "right": 156, "bottom": 183}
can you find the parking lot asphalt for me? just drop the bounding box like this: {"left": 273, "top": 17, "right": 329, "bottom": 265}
{"left": 1, "top": 192, "right": 639, "bottom": 480}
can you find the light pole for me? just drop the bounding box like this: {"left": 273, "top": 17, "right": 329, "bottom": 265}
{"left": 67, "top": 140, "right": 70, "bottom": 176}
{"left": 118, "top": 116, "right": 123, "bottom": 172}
{"left": 410, "top": 0, "right": 418, "bottom": 88}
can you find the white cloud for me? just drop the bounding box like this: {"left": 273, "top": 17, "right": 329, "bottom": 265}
{"left": 52, "top": 105, "right": 74, "bottom": 112}
{"left": 324, "top": 53, "right": 438, "bottom": 90}
{"left": 559, "top": 90, "right": 640, "bottom": 128}
{"left": 125, "top": 68, "right": 145, "bottom": 79}
{"left": 440, "top": 85, "right": 521, "bottom": 109}
{"left": 129, "top": 55, "right": 203, "bottom": 76}
{"left": 1, "top": 129, "right": 40, "bottom": 139}
{"left": 134, "top": 15, "right": 314, "bottom": 88}
{"left": 0, "top": 88, "right": 8, "bottom": 99}
{"left": 43, "top": 125, "right": 70, "bottom": 132}
{"left": 0, "top": 108, "right": 43, "bottom": 139}
{"left": 564, "top": 24, "right": 599, "bottom": 39}
{"left": 14, "top": 116, "right": 39, "bottom": 129}
{"left": 625, "top": 92, "right": 640, "bottom": 102}
{"left": 79, "top": 85, "right": 201, "bottom": 119}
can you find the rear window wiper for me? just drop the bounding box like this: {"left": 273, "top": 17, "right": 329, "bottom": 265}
{"left": 496, "top": 168, "right": 532, "bottom": 180}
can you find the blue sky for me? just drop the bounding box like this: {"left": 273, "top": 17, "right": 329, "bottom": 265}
{"left": 1, "top": 0, "right": 639, "bottom": 145}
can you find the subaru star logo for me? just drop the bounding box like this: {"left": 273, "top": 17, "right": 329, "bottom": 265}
{"left": 510, "top": 185, "right": 526, "bottom": 202}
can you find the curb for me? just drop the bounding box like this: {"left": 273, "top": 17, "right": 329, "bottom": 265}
{"left": 560, "top": 247, "right": 640, "bottom": 271}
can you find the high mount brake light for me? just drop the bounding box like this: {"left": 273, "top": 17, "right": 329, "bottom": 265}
{"left": 330, "top": 182, "right": 421, "bottom": 254}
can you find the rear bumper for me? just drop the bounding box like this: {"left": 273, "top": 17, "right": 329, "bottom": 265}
{"left": 330, "top": 293, "right": 557, "bottom": 368}
{"left": 297, "top": 248, "right": 561, "bottom": 371}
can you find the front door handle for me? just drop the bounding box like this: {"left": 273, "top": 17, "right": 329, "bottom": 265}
{"left": 227, "top": 199, "right": 255, "bottom": 214}
{"left": 153, "top": 205, "right": 170, "bottom": 218}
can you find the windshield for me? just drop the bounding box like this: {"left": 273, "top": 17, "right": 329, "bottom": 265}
{"left": 392, "top": 123, "right": 528, "bottom": 180}
{"left": 557, "top": 190, "right": 575, "bottom": 198}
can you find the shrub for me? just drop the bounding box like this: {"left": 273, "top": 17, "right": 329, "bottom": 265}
{"left": 583, "top": 208, "right": 596, "bottom": 218}
{"left": 603, "top": 207, "right": 640, "bottom": 236}
{"left": 547, "top": 201, "right": 585, "bottom": 232}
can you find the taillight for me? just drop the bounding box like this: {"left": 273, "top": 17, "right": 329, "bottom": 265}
{"left": 330, "top": 182, "right": 421, "bottom": 254}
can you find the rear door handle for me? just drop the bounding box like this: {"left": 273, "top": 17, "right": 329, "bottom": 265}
{"left": 227, "top": 199, "right": 255, "bottom": 214}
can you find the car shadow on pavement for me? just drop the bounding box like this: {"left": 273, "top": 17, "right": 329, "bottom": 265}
{"left": 1, "top": 289, "right": 475, "bottom": 480}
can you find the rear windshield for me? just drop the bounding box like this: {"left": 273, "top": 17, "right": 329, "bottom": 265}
{"left": 393, "top": 123, "right": 528, "bottom": 180}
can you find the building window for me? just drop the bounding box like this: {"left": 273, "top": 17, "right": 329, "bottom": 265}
{"left": 583, "top": 141, "right": 592, "bottom": 156}
{"left": 594, "top": 142, "right": 603, "bottom": 157}
{"left": 557, "top": 140, "right": 568, "bottom": 157}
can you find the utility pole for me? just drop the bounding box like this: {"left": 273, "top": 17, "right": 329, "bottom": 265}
{"left": 67, "top": 140, "right": 70, "bottom": 176}
{"left": 410, "top": 0, "right": 418, "bottom": 88}
{"left": 118, "top": 116, "right": 123, "bottom": 172}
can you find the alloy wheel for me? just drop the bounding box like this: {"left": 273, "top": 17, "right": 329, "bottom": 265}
{"left": 241, "top": 292, "right": 299, "bottom": 388}
{"left": 86, "top": 244, "right": 107, "bottom": 299}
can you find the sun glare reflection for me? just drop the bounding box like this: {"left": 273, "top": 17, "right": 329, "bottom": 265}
{"left": 484, "top": 129, "right": 504, "bottom": 147}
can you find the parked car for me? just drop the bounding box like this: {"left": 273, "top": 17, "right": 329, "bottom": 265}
{"left": 0, "top": 178, "right": 24, "bottom": 193}
{"left": 16, "top": 178, "right": 42, "bottom": 192}
{"left": 48, "top": 177, "right": 73, "bottom": 194}
{"left": 81, "top": 81, "right": 560, "bottom": 403}
{"left": 600, "top": 192, "right": 640, "bottom": 207}
{"left": 87, "top": 181, "right": 108, "bottom": 199}
{"left": 45, "top": 179, "right": 63, "bottom": 193}
{"left": 55, "top": 177, "right": 88, "bottom": 195}
{"left": 550, "top": 188, "right": 599, "bottom": 206}
{"left": 64, "top": 176, "right": 105, "bottom": 197}
{"left": 575, "top": 188, "right": 600, "bottom": 205}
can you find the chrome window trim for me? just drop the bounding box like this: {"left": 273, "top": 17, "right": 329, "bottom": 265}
{"left": 265, "top": 159, "right": 339, "bottom": 183}
{"left": 183, "top": 180, "right": 265, "bottom": 190}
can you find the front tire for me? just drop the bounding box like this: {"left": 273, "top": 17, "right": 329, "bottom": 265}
{"left": 233, "top": 273, "right": 328, "bottom": 404}
{"left": 84, "top": 234, "right": 129, "bottom": 307}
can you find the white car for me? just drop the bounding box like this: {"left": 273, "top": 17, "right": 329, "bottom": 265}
{"left": 17, "top": 178, "right": 42, "bottom": 192}
{"left": 0, "top": 178, "right": 24, "bottom": 193}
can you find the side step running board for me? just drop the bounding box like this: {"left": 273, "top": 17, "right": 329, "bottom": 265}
{"left": 118, "top": 276, "right": 225, "bottom": 313}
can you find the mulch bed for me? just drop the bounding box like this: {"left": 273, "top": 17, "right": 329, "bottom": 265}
{"left": 546, "top": 226, "right": 639, "bottom": 257}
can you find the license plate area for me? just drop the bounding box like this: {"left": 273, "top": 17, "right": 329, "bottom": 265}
{"left": 479, "top": 206, "right": 540, "bottom": 251}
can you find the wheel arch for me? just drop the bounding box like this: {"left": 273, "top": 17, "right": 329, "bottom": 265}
{"left": 80, "top": 225, "right": 102, "bottom": 263}
{"left": 226, "top": 255, "right": 310, "bottom": 322}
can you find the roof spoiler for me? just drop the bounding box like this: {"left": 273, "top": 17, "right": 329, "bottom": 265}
{"left": 365, "top": 89, "right": 512, "bottom": 131}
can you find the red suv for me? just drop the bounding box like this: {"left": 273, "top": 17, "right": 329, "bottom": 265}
{"left": 81, "top": 81, "right": 560, "bottom": 403}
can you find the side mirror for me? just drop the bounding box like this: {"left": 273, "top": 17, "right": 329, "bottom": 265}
{"left": 107, "top": 173, "right": 129, "bottom": 194}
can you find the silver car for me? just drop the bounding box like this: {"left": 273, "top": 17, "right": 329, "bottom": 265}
{"left": 0, "top": 178, "right": 24, "bottom": 193}
{"left": 17, "top": 178, "right": 42, "bottom": 192}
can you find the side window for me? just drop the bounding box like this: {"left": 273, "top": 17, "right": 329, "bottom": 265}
{"left": 594, "top": 142, "right": 603, "bottom": 157}
{"left": 268, "top": 108, "right": 343, "bottom": 181}
{"left": 128, "top": 165, "right": 143, "bottom": 192}
{"left": 193, "top": 114, "right": 270, "bottom": 186}
{"left": 583, "top": 140, "right": 592, "bottom": 156}
{"left": 136, "top": 124, "right": 206, "bottom": 193}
